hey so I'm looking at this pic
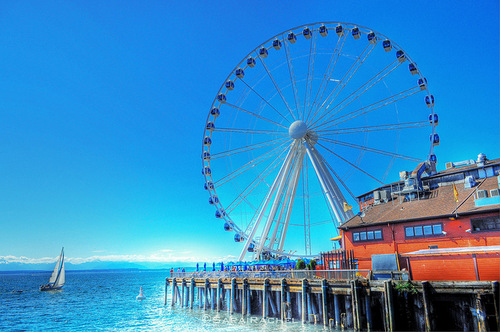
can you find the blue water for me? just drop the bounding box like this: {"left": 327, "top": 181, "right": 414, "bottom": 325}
{"left": 1, "top": 270, "right": 329, "bottom": 331}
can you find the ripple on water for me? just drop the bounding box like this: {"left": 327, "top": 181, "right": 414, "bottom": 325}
{"left": 1, "top": 271, "right": 333, "bottom": 331}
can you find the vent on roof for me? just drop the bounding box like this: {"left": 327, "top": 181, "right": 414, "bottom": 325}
{"left": 445, "top": 162, "right": 454, "bottom": 169}
{"left": 491, "top": 189, "right": 500, "bottom": 197}
{"left": 477, "top": 190, "right": 488, "bottom": 199}
{"left": 464, "top": 175, "right": 476, "bottom": 189}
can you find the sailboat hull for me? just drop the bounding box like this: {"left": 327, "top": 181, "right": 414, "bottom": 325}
{"left": 40, "top": 285, "right": 63, "bottom": 291}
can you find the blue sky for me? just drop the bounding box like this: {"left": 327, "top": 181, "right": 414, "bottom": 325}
{"left": 0, "top": 1, "right": 498, "bottom": 269}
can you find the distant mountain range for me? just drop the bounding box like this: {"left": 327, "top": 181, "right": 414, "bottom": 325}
{"left": 0, "top": 261, "right": 195, "bottom": 272}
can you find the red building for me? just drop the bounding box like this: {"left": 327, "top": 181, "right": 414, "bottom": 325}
{"left": 337, "top": 154, "right": 500, "bottom": 281}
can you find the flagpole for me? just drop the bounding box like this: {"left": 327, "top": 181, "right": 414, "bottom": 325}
{"left": 453, "top": 183, "right": 459, "bottom": 218}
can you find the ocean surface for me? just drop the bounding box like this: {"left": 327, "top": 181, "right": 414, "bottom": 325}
{"left": 1, "top": 270, "right": 330, "bottom": 331}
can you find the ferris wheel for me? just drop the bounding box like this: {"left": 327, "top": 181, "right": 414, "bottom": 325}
{"left": 202, "top": 22, "right": 438, "bottom": 261}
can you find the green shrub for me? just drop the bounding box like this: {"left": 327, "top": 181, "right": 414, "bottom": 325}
{"left": 295, "top": 259, "right": 306, "bottom": 270}
{"left": 395, "top": 281, "right": 418, "bottom": 295}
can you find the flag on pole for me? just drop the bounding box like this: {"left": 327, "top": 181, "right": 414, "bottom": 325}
{"left": 343, "top": 202, "right": 352, "bottom": 212}
{"left": 453, "top": 183, "right": 459, "bottom": 202}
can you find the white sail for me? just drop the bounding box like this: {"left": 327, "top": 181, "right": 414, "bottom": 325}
{"left": 55, "top": 259, "right": 65, "bottom": 288}
{"left": 48, "top": 248, "right": 64, "bottom": 288}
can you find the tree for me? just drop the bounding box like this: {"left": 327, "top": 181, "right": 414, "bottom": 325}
{"left": 295, "top": 259, "right": 306, "bottom": 270}
{"left": 307, "top": 259, "right": 317, "bottom": 270}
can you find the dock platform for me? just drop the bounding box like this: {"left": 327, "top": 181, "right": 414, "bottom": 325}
{"left": 165, "top": 271, "right": 499, "bottom": 331}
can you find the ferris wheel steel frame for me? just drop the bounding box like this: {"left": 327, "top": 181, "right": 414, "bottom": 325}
{"left": 201, "top": 22, "right": 438, "bottom": 261}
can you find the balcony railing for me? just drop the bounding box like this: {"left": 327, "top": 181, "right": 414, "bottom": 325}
{"left": 170, "top": 269, "right": 371, "bottom": 280}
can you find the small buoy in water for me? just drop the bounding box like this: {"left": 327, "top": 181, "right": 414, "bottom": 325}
{"left": 136, "top": 286, "right": 146, "bottom": 300}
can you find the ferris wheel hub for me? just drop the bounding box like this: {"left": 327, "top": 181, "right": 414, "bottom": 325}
{"left": 289, "top": 120, "right": 308, "bottom": 139}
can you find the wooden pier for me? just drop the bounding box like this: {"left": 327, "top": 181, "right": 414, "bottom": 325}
{"left": 165, "top": 275, "right": 499, "bottom": 331}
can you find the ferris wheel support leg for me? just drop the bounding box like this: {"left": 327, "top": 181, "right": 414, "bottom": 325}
{"left": 269, "top": 146, "right": 306, "bottom": 251}
{"left": 310, "top": 146, "right": 355, "bottom": 220}
{"left": 277, "top": 146, "right": 306, "bottom": 252}
{"left": 254, "top": 144, "right": 299, "bottom": 259}
{"left": 238, "top": 142, "right": 298, "bottom": 262}
{"left": 304, "top": 141, "right": 346, "bottom": 226}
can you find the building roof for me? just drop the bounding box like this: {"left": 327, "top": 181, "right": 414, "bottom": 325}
{"left": 401, "top": 245, "right": 500, "bottom": 256}
{"left": 340, "top": 176, "right": 500, "bottom": 230}
{"left": 356, "top": 157, "right": 500, "bottom": 199}
{"left": 431, "top": 157, "right": 500, "bottom": 177}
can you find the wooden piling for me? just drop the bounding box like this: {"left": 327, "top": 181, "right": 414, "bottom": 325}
{"left": 211, "top": 287, "right": 215, "bottom": 310}
{"left": 242, "top": 278, "right": 248, "bottom": 316}
{"left": 164, "top": 278, "right": 169, "bottom": 306}
{"left": 190, "top": 278, "right": 195, "bottom": 309}
{"left": 346, "top": 295, "right": 353, "bottom": 328}
{"left": 185, "top": 279, "right": 190, "bottom": 308}
{"left": 230, "top": 278, "right": 236, "bottom": 315}
{"left": 384, "top": 280, "right": 395, "bottom": 331}
{"left": 281, "top": 279, "right": 287, "bottom": 321}
{"left": 492, "top": 281, "right": 499, "bottom": 330}
{"left": 421, "top": 281, "right": 432, "bottom": 332}
{"left": 307, "top": 292, "right": 314, "bottom": 322}
{"left": 351, "top": 279, "right": 362, "bottom": 330}
{"left": 302, "top": 279, "right": 308, "bottom": 323}
{"left": 322, "top": 279, "right": 328, "bottom": 326}
{"left": 263, "top": 278, "right": 269, "bottom": 318}
{"left": 286, "top": 288, "right": 292, "bottom": 320}
{"left": 246, "top": 287, "right": 251, "bottom": 316}
{"left": 476, "top": 294, "right": 487, "bottom": 332}
{"left": 334, "top": 294, "right": 341, "bottom": 328}
{"left": 216, "top": 278, "right": 222, "bottom": 312}
{"left": 180, "top": 279, "right": 185, "bottom": 307}
{"left": 204, "top": 279, "right": 209, "bottom": 311}
{"left": 269, "top": 289, "right": 277, "bottom": 317}
{"left": 297, "top": 291, "right": 302, "bottom": 319}
{"left": 365, "top": 289, "right": 372, "bottom": 331}
{"left": 171, "top": 278, "right": 176, "bottom": 307}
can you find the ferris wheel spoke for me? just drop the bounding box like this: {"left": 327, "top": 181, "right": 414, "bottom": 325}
{"left": 282, "top": 35, "right": 302, "bottom": 119}
{"left": 237, "top": 80, "right": 291, "bottom": 126}
{"left": 319, "top": 136, "right": 423, "bottom": 163}
{"left": 214, "top": 140, "right": 290, "bottom": 188}
{"left": 306, "top": 33, "right": 348, "bottom": 123}
{"left": 313, "top": 86, "right": 421, "bottom": 132}
{"left": 209, "top": 136, "right": 290, "bottom": 160}
{"left": 224, "top": 101, "right": 288, "bottom": 129}
{"left": 311, "top": 58, "right": 403, "bottom": 128}
{"left": 302, "top": 155, "right": 311, "bottom": 255}
{"left": 214, "top": 127, "right": 287, "bottom": 136}
{"left": 303, "top": 30, "right": 318, "bottom": 121}
{"left": 309, "top": 42, "right": 377, "bottom": 126}
{"left": 225, "top": 144, "right": 291, "bottom": 216}
{"left": 257, "top": 56, "right": 297, "bottom": 121}
{"left": 317, "top": 121, "right": 431, "bottom": 136}
{"left": 318, "top": 151, "right": 358, "bottom": 201}
{"left": 316, "top": 141, "right": 385, "bottom": 185}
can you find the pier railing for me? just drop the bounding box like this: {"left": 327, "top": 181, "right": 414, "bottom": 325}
{"left": 170, "top": 269, "right": 371, "bottom": 280}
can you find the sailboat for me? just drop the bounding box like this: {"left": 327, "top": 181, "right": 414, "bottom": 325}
{"left": 40, "top": 247, "right": 65, "bottom": 291}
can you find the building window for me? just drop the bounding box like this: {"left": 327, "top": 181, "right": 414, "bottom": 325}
{"left": 352, "top": 229, "right": 383, "bottom": 242}
{"left": 405, "top": 223, "right": 443, "bottom": 238}
{"left": 471, "top": 216, "right": 500, "bottom": 233}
